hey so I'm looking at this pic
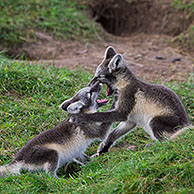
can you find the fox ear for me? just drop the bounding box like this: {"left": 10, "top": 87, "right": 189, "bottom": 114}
{"left": 66, "top": 101, "right": 85, "bottom": 114}
{"left": 60, "top": 98, "right": 75, "bottom": 111}
{"left": 104, "top": 46, "right": 117, "bottom": 60}
{"left": 108, "top": 54, "right": 124, "bottom": 73}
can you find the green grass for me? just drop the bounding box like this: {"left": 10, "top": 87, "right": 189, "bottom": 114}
{"left": 0, "top": 57, "right": 194, "bottom": 193}
{"left": 0, "top": 0, "right": 99, "bottom": 47}
{"left": 173, "top": 25, "right": 194, "bottom": 53}
{"left": 172, "top": 0, "right": 194, "bottom": 15}
{"left": 172, "top": 0, "right": 194, "bottom": 53}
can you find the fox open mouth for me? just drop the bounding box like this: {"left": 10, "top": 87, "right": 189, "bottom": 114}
{"left": 97, "top": 97, "right": 109, "bottom": 107}
{"left": 97, "top": 98, "right": 108, "bottom": 104}
{"left": 105, "top": 84, "right": 114, "bottom": 96}
{"left": 89, "top": 77, "right": 114, "bottom": 98}
{"left": 96, "top": 84, "right": 114, "bottom": 107}
{"left": 94, "top": 82, "right": 109, "bottom": 106}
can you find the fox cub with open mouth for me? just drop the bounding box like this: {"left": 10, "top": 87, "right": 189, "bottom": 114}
{"left": 71, "top": 46, "right": 191, "bottom": 155}
{"left": 0, "top": 82, "right": 114, "bottom": 177}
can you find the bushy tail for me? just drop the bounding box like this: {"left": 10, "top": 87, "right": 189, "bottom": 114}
{"left": 0, "top": 161, "right": 22, "bottom": 178}
{"left": 170, "top": 125, "right": 194, "bottom": 140}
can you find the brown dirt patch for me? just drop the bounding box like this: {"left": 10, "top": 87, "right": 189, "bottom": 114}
{"left": 7, "top": 32, "right": 64, "bottom": 60}
{"left": 27, "top": 33, "right": 194, "bottom": 83}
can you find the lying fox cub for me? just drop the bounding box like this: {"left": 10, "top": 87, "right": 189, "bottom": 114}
{"left": 71, "top": 46, "right": 190, "bottom": 155}
{"left": 0, "top": 82, "right": 113, "bottom": 177}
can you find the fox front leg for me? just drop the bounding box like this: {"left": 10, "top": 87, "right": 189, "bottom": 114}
{"left": 78, "top": 153, "right": 91, "bottom": 163}
{"left": 70, "top": 110, "right": 128, "bottom": 124}
{"left": 73, "top": 153, "right": 91, "bottom": 165}
{"left": 93, "top": 121, "right": 136, "bottom": 156}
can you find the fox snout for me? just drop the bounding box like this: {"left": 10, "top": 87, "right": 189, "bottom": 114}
{"left": 90, "top": 81, "right": 102, "bottom": 93}
{"left": 88, "top": 75, "right": 108, "bottom": 86}
{"left": 88, "top": 77, "right": 98, "bottom": 86}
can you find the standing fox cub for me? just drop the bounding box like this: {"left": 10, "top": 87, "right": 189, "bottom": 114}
{"left": 71, "top": 46, "right": 190, "bottom": 155}
{"left": 0, "top": 82, "right": 113, "bottom": 177}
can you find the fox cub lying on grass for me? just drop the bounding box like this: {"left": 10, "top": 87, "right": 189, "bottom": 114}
{"left": 0, "top": 82, "right": 113, "bottom": 177}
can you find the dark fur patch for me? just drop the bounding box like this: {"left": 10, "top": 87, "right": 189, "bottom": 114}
{"left": 150, "top": 115, "right": 187, "bottom": 141}
{"left": 15, "top": 146, "right": 58, "bottom": 166}
{"left": 99, "top": 142, "right": 112, "bottom": 154}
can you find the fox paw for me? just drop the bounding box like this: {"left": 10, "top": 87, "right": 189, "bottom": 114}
{"left": 97, "top": 142, "right": 111, "bottom": 154}
{"left": 91, "top": 153, "right": 100, "bottom": 158}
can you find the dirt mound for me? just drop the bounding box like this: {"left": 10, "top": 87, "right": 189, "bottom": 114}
{"left": 5, "top": 32, "right": 64, "bottom": 60}
{"left": 88, "top": 0, "right": 192, "bottom": 36}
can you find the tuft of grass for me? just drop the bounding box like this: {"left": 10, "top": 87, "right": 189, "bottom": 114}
{"left": 0, "top": 57, "right": 193, "bottom": 193}
{"left": 172, "top": 0, "right": 194, "bottom": 15}
{"left": 172, "top": 0, "right": 194, "bottom": 53}
{"left": 165, "top": 74, "right": 194, "bottom": 123}
{"left": 172, "top": 25, "right": 194, "bottom": 53}
{"left": 0, "top": 0, "right": 99, "bottom": 46}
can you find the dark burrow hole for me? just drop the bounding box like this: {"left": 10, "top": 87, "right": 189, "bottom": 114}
{"left": 88, "top": 0, "right": 192, "bottom": 36}
{"left": 88, "top": 0, "right": 143, "bottom": 36}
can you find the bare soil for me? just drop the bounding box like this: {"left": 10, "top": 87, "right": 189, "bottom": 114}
{"left": 27, "top": 33, "right": 194, "bottom": 83}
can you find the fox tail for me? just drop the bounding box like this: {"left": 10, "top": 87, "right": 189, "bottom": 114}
{"left": 0, "top": 161, "right": 22, "bottom": 178}
{"left": 170, "top": 125, "right": 194, "bottom": 140}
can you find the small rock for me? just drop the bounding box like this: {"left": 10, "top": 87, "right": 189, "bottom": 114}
{"left": 171, "top": 57, "right": 181, "bottom": 63}
{"left": 155, "top": 56, "right": 165, "bottom": 60}
{"left": 134, "top": 54, "right": 143, "bottom": 60}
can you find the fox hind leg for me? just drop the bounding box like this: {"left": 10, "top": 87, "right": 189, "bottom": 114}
{"left": 41, "top": 149, "right": 59, "bottom": 177}
{"left": 22, "top": 146, "right": 59, "bottom": 176}
{"left": 149, "top": 115, "right": 184, "bottom": 141}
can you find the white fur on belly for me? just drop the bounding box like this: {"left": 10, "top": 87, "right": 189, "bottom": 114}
{"left": 44, "top": 128, "right": 92, "bottom": 167}
{"left": 129, "top": 112, "right": 157, "bottom": 140}
{"left": 128, "top": 89, "right": 170, "bottom": 140}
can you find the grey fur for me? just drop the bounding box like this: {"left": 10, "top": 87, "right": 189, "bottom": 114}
{"left": 71, "top": 46, "right": 190, "bottom": 155}
{"left": 0, "top": 82, "right": 114, "bottom": 177}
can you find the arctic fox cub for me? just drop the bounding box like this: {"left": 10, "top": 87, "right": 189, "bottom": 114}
{"left": 0, "top": 82, "right": 113, "bottom": 177}
{"left": 71, "top": 46, "right": 190, "bottom": 155}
